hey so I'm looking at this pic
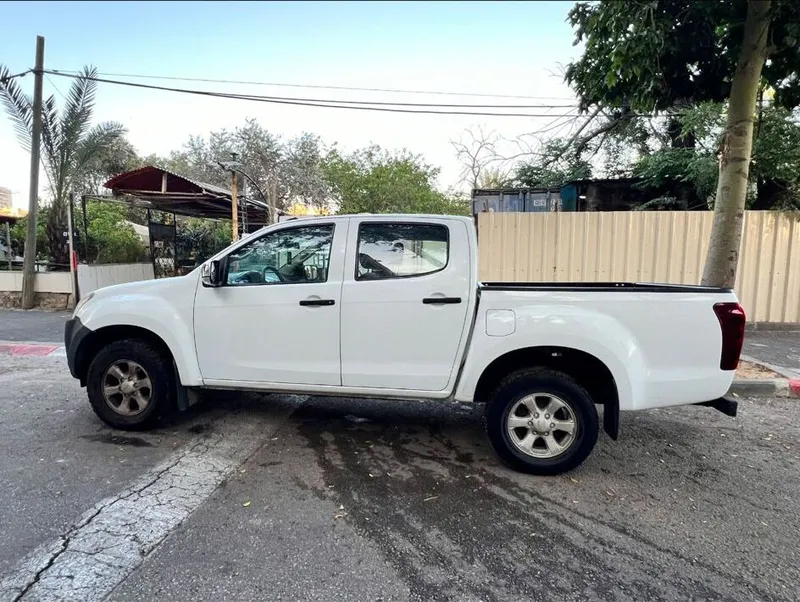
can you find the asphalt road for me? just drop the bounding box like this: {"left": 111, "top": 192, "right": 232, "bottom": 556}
{"left": 744, "top": 330, "right": 800, "bottom": 376}
{"left": 1, "top": 354, "right": 798, "bottom": 601}
{"left": 0, "top": 309, "right": 71, "bottom": 343}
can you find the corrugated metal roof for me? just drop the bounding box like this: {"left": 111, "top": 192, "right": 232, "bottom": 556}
{"left": 102, "top": 165, "right": 272, "bottom": 225}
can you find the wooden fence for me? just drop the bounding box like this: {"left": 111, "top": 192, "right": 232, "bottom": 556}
{"left": 477, "top": 211, "right": 800, "bottom": 323}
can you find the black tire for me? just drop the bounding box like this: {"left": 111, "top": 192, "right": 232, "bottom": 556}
{"left": 86, "top": 338, "right": 176, "bottom": 431}
{"left": 485, "top": 368, "right": 598, "bottom": 476}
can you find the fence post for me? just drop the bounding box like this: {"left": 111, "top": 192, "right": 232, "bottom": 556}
{"left": 67, "top": 191, "right": 79, "bottom": 304}
{"left": 4, "top": 222, "right": 11, "bottom": 271}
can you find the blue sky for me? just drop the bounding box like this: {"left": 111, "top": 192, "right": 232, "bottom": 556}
{"left": 0, "top": 1, "right": 581, "bottom": 206}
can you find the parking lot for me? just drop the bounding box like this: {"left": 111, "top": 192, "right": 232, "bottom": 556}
{"left": 0, "top": 348, "right": 798, "bottom": 601}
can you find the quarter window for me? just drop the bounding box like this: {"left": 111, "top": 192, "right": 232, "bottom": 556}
{"left": 226, "top": 224, "right": 334, "bottom": 286}
{"left": 356, "top": 223, "right": 449, "bottom": 281}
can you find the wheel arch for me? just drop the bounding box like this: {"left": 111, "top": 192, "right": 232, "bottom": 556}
{"left": 473, "top": 346, "right": 619, "bottom": 440}
{"left": 73, "top": 325, "right": 175, "bottom": 387}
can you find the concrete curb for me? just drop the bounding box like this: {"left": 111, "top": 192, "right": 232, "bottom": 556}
{"left": 740, "top": 354, "right": 799, "bottom": 380}
{"left": 729, "top": 355, "right": 800, "bottom": 398}
{"left": 728, "top": 379, "right": 798, "bottom": 398}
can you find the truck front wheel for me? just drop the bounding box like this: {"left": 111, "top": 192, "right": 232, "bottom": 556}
{"left": 485, "top": 368, "right": 598, "bottom": 475}
{"left": 86, "top": 339, "right": 176, "bottom": 431}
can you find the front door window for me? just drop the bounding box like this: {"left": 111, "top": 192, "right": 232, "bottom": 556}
{"left": 225, "top": 224, "right": 334, "bottom": 286}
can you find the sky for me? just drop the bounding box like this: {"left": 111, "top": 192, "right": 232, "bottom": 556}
{"left": 0, "top": 0, "right": 582, "bottom": 209}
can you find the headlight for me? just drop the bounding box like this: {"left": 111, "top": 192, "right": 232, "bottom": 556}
{"left": 73, "top": 292, "right": 95, "bottom": 316}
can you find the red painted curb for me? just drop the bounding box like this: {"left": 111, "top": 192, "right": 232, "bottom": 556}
{"left": 790, "top": 378, "right": 800, "bottom": 397}
{"left": 0, "top": 343, "right": 59, "bottom": 356}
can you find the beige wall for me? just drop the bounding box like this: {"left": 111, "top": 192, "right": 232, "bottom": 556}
{"left": 77, "top": 263, "right": 154, "bottom": 296}
{"left": 0, "top": 271, "right": 72, "bottom": 294}
{"left": 477, "top": 211, "right": 800, "bottom": 323}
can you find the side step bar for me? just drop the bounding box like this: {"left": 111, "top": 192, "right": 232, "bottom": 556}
{"left": 694, "top": 397, "right": 738, "bottom": 417}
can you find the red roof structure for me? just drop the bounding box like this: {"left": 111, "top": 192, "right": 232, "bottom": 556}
{"left": 103, "top": 165, "right": 271, "bottom": 225}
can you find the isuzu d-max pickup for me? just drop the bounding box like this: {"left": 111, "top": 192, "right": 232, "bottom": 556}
{"left": 65, "top": 214, "right": 745, "bottom": 474}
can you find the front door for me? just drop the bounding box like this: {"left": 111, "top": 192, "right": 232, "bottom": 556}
{"left": 194, "top": 221, "right": 345, "bottom": 385}
{"left": 340, "top": 219, "right": 472, "bottom": 391}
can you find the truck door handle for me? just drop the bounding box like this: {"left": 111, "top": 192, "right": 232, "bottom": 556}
{"left": 422, "top": 297, "right": 462, "bottom": 305}
{"left": 299, "top": 298, "right": 335, "bottom": 307}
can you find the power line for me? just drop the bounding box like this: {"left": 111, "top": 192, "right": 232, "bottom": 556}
{"left": 49, "top": 68, "right": 576, "bottom": 101}
{"left": 44, "top": 70, "right": 583, "bottom": 118}
{"left": 47, "top": 69, "right": 577, "bottom": 109}
{"left": 0, "top": 69, "right": 31, "bottom": 84}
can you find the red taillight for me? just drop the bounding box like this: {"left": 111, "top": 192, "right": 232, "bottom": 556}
{"left": 713, "top": 302, "right": 746, "bottom": 370}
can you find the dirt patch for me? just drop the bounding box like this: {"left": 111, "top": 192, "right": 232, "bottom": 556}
{"left": 735, "top": 360, "right": 781, "bottom": 380}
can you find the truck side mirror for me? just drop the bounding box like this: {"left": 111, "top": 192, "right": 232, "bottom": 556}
{"left": 201, "top": 259, "right": 224, "bottom": 288}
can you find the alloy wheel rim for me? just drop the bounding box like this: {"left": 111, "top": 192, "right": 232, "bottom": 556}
{"left": 506, "top": 393, "right": 577, "bottom": 459}
{"left": 102, "top": 360, "right": 153, "bottom": 416}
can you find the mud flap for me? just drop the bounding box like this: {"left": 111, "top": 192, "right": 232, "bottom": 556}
{"left": 173, "top": 360, "right": 201, "bottom": 411}
{"left": 603, "top": 401, "right": 619, "bottom": 440}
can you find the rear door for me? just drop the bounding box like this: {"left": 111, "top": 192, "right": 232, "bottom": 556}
{"left": 340, "top": 218, "right": 472, "bottom": 391}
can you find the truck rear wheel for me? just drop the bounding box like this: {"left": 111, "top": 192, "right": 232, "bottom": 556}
{"left": 86, "top": 339, "right": 176, "bottom": 431}
{"left": 485, "top": 368, "right": 598, "bottom": 475}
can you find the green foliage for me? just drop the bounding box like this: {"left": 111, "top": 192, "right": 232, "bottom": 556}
{"left": 476, "top": 167, "right": 512, "bottom": 189}
{"left": 751, "top": 106, "right": 800, "bottom": 208}
{"left": 630, "top": 102, "right": 800, "bottom": 209}
{"left": 511, "top": 139, "right": 592, "bottom": 188}
{"left": 176, "top": 218, "right": 231, "bottom": 266}
{"left": 0, "top": 65, "right": 132, "bottom": 264}
{"left": 324, "top": 146, "right": 468, "bottom": 215}
{"left": 84, "top": 201, "right": 148, "bottom": 264}
{"left": 565, "top": 0, "right": 800, "bottom": 111}
{"left": 633, "top": 148, "right": 719, "bottom": 205}
{"left": 9, "top": 203, "right": 48, "bottom": 260}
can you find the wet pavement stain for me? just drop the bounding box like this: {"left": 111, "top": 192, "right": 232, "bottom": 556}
{"left": 289, "top": 398, "right": 782, "bottom": 602}
{"left": 81, "top": 433, "right": 154, "bottom": 448}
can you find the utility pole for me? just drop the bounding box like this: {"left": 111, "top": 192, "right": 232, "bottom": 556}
{"left": 231, "top": 170, "right": 238, "bottom": 242}
{"left": 21, "top": 35, "right": 45, "bottom": 309}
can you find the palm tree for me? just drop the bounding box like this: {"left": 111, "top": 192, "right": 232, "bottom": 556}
{"left": 0, "top": 65, "right": 126, "bottom": 265}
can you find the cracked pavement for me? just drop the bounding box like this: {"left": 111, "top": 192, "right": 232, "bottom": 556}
{"left": 1, "top": 354, "right": 799, "bottom": 601}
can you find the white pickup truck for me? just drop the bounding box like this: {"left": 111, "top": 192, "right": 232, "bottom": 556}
{"left": 65, "top": 214, "right": 746, "bottom": 475}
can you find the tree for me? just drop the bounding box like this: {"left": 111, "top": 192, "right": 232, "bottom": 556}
{"left": 511, "top": 138, "right": 592, "bottom": 188}
{"left": 84, "top": 201, "right": 148, "bottom": 264}
{"left": 0, "top": 65, "right": 128, "bottom": 266}
{"left": 451, "top": 126, "right": 503, "bottom": 189}
{"left": 750, "top": 105, "right": 800, "bottom": 208}
{"left": 9, "top": 203, "right": 48, "bottom": 260}
{"left": 323, "top": 145, "right": 468, "bottom": 215}
{"left": 158, "top": 120, "right": 330, "bottom": 224}
{"left": 74, "top": 135, "right": 139, "bottom": 196}
{"left": 629, "top": 100, "right": 800, "bottom": 210}
{"left": 564, "top": 0, "right": 800, "bottom": 287}
{"left": 477, "top": 167, "right": 511, "bottom": 189}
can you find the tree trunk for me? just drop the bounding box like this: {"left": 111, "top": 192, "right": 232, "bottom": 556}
{"left": 701, "top": 0, "right": 771, "bottom": 288}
